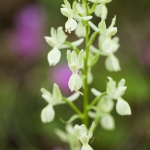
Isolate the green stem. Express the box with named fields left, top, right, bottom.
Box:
left=83, top=0, right=90, bottom=127
left=89, top=92, right=107, bottom=109
left=64, top=41, right=80, bottom=54
left=87, top=31, right=100, bottom=47
left=93, top=114, right=101, bottom=132
left=62, top=97, right=83, bottom=117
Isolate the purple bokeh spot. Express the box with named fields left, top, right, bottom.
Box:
left=51, top=63, right=72, bottom=95
left=7, top=4, right=46, bottom=59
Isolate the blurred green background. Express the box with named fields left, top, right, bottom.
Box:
left=0, top=0, right=150, bottom=150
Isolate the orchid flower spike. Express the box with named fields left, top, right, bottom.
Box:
left=41, top=84, right=80, bottom=123
left=61, top=0, right=92, bottom=33
left=45, top=27, right=84, bottom=66
left=106, top=77, right=131, bottom=116
left=74, top=122, right=95, bottom=150
left=67, top=50, right=84, bottom=92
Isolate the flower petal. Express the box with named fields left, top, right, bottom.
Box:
left=67, top=92, right=80, bottom=101
left=98, top=19, right=107, bottom=34
left=47, top=47, right=61, bottom=66
left=107, top=77, right=116, bottom=96
left=75, top=22, right=86, bottom=37
left=78, top=50, right=84, bottom=68
left=105, top=54, right=121, bottom=72
left=41, top=88, right=52, bottom=103
left=65, top=18, right=77, bottom=33
left=116, top=98, right=131, bottom=116
left=41, top=104, right=55, bottom=123
left=52, top=83, right=62, bottom=104
left=102, top=37, right=112, bottom=52
left=68, top=74, right=82, bottom=91
left=99, top=96, right=114, bottom=112
left=91, top=88, right=102, bottom=96
left=44, top=36, right=56, bottom=47
left=100, top=114, right=115, bottom=130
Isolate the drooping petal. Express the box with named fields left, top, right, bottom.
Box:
left=101, top=4, right=108, bottom=20
left=75, top=22, right=86, bottom=37
left=68, top=74, right=82, bottom=92
left=111, top=37, right=120, bottom=53
left=65, top=18, right=77, bottom=33
left=81, top=144, right=93, bottom=150
left=95, top=4, right=107, bottom=20
left=41, top=104, right=55, bottom=123
left=100, top=114, right=115, bottom=130
left=95, top=4, right=103, bottom=18
left=47, top=47, right=61, bottom=66
left=116, top=98, right=131, bottom=116
left=105, top=54, right=121, bottom=72
left=68, top=74, right=75, bottom=92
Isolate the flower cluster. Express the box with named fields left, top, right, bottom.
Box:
left=39, top=0, right=132, bottom=149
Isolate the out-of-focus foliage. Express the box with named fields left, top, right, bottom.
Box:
left=0, top=0, right=150, bottom=150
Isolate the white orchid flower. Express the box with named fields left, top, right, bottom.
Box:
left=106, top=77, right=131, bottom=115
left=41, top=84, right=80, bottom=123
left=74, top=122, right=95, bottom=150
left=61, top=0, right=92, bottom=33
left=90, top=36, right=121, bottom=72
left=89, top=16, right=117, bottom=52
left=45, top=27, right=84, bottom=66
left=90, top=88, right=115, bottom=130
left=67, top=50, right=84, bottom=92
left=41, top=84, right=62, bottom=123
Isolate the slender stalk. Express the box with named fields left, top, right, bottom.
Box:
left=62, top=97, right=83, bottom=117
left=64, top=41, right=80, bottom=53
left=89, top=92, right=107, bottom=108
left=83, top=0, right=90, bottom=127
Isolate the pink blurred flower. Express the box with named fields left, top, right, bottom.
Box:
left=8, top=4, right=46, bottom=59
left=51, top=63, right=72, bottom=95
